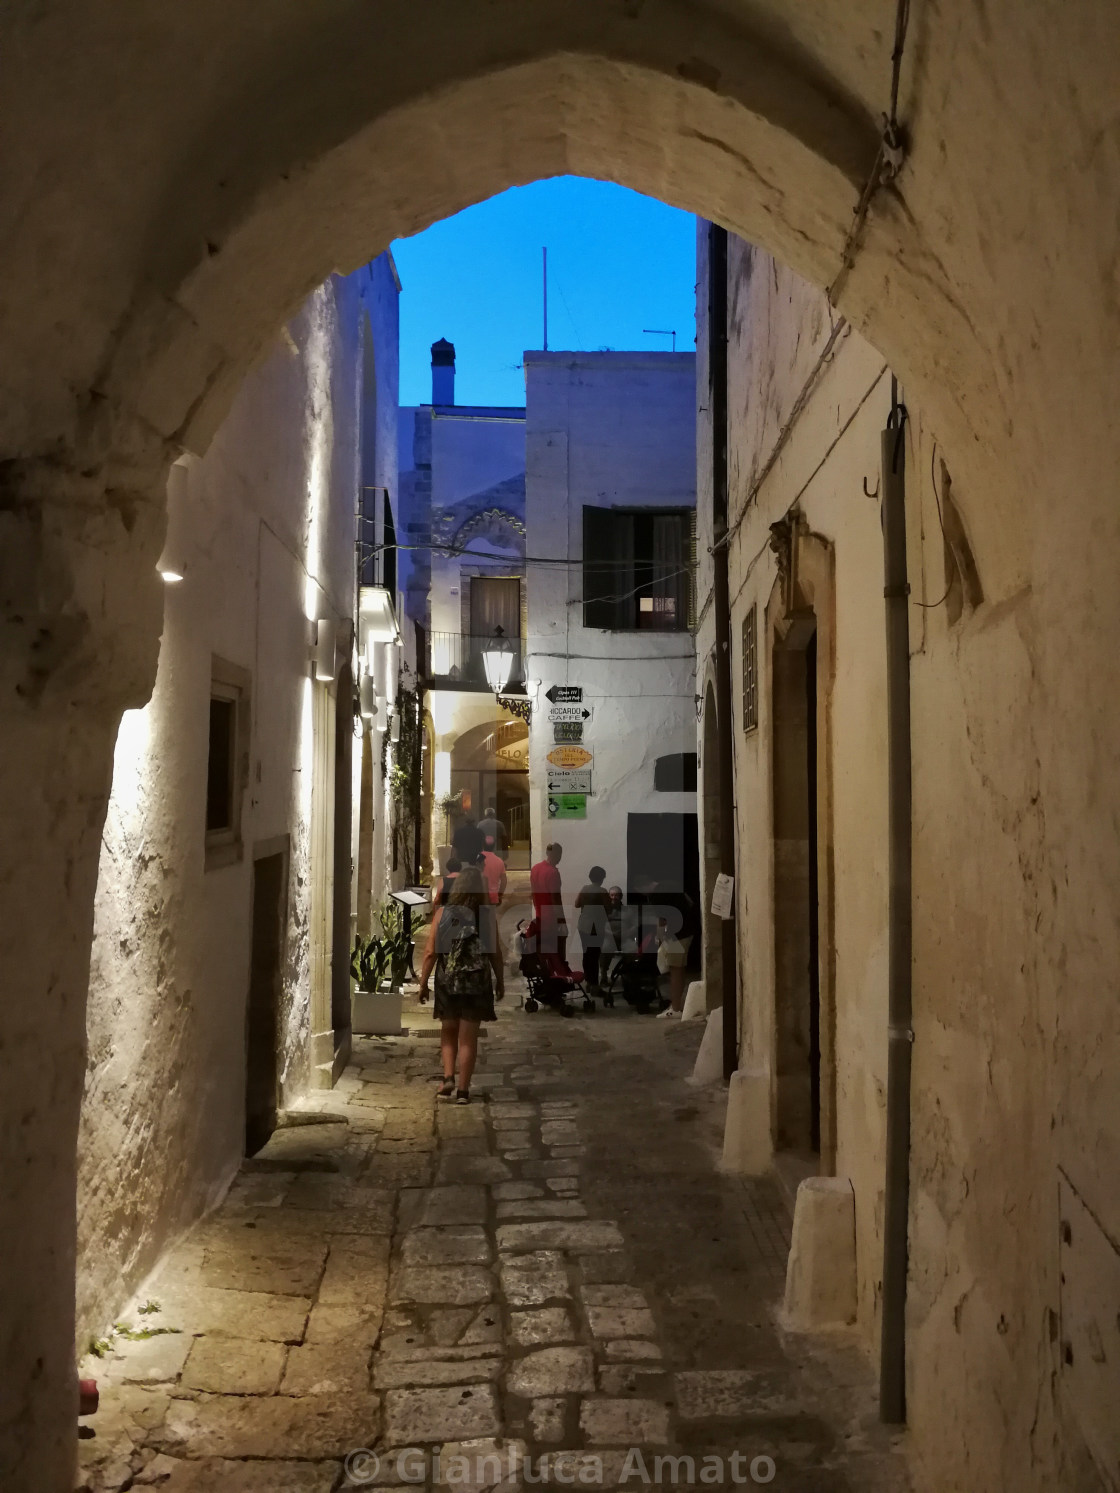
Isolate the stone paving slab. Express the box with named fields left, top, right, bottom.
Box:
left=391, top=1264, right=495, bottom=1305
left=374, top=1355, right=503, bottom=1388
left=152, top=1393, right=380, bottom=1458
left=401, top=1225, right=492, bottom=1265
left=146, top=1458, right=339, bottom=1491
left=181, top=1335, right=287, bottom=1394
left=507, top=1347, right=595, bottom=1396
left=148, top=1286, right=310, bottom=1342
left=384, top=1384, right=501, bottom=1444
left=579, top=1396, right=672, bottom=1444
left=281, top=1339, right=372, bottom=1395
left=497, top=1221, right=624, bottom=1253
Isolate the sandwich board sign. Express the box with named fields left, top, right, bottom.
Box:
left=548, top=793, right=586, bottom=819
left=547, top=767, right=592, bottom=794
left=546, top=745, right=593, bottom=769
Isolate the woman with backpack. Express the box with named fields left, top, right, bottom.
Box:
left=417, top=865, right=504, bottom=1104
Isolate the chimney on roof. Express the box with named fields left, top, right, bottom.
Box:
left=431, top=338, right=455, bottom=405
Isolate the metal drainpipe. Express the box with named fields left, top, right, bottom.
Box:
left=879, top=383, right=913, bottom=1422
left=708, top=222, right=739, bottom=1081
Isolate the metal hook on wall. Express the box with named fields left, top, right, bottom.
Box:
left=863, top=474, right=881, bottom=499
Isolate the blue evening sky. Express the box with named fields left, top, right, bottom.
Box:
left=391, top=177, right=697, bottom=409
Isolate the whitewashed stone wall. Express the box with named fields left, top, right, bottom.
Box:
left=524, top=352, right=697, bottom=922
left=77, top=274, right=364, bottom=1344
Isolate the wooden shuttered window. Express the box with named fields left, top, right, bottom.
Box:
left=582, top=506, right=694, bottom=631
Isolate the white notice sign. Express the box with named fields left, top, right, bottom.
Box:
left=711, top=872, right=735, bottom=920
left=548, top=704, right=593, bottom=724
left=547, top=768, right=592, bottom=794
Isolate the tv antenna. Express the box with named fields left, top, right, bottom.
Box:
left=643, top=328, right=677, bottom=351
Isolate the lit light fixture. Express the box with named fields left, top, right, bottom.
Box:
left=390, top=711, right=401, bottom=744
left=482, top=626, right=514, bottom=694
left=359, top=671, right=375, bottom=719
left=313, top=618, right=335, bottom=681
left=434, top=750, right=451, bottom=799
left=158, top=567, right=184, bottom=584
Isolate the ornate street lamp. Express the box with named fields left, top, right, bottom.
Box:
left=482, top=625, right=514, bottom=694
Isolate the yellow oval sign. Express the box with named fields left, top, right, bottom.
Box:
left=547, top=745, right=593, bottom=768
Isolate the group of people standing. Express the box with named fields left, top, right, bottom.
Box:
left=532, top=843, right=696, bottom=1013
left=417, top=814, right=699, bottom=1107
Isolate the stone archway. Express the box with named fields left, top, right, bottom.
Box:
left=2, top=5, right=1120, bottom=1489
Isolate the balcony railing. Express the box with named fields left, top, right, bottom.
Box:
left=423, top=631, right=525, bottom=690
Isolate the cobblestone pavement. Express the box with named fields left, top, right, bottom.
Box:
left=77, top=997, right=910, bottom=1492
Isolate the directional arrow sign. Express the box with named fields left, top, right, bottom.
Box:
left=546, top=745, right=593, bottom=769
left=545, top=685, right=583, bottom=704
left=548, top=705, right=592, bottom=724
left=547, top=768, right=592, bottom=793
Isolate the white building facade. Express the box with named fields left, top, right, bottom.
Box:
left=77, top=259, right=401, bottom=1343
left=524, top=351, right=698, bottom=950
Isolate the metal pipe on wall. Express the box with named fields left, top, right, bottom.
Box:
left=708, top=222, right=739, bottom=1082
left=879, top=391, right=913, bottom=1423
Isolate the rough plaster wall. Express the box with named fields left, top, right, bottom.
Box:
left=2, top=3, right=1120, bottom=1487
left=697, top=220, right=1118, bottom=1491
left=525, top=354, right=697, bottom=890
left=702, top=233, right=894, bottom=1344
left=77, top=276, right=361, bottom=1346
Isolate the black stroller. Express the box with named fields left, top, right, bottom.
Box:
left=602, top=925, right=664, bottom=1013
left=516, top=919, right=596, bottom=1015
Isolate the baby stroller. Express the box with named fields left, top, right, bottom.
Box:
left=603, top=927, right=664, bottom=1013
left=516, top=919, right=595, bottom=1015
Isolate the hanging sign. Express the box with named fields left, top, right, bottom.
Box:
left=710, top=872, right=735, bottom=920
left=545, top=685, right=583, bottom=704
left=547, top=767, right=592, bottom=793
left=548, top=793, right=587, bottom=819
left=548, top=704, right=592, bottom=724
left=553, top=721, right=584, bottom=744
left=547, top=745, right=593, bottom=769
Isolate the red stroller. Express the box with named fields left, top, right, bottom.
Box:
left=516, top=919, right=596, bottom=1015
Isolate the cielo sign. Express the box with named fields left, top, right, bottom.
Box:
left=546, top=745, right=593, bottom=769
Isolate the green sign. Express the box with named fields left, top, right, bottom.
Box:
left=547, top=793, right=587, bottom=820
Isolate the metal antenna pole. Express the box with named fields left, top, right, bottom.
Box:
left=543, top=247, right=548, bottom=352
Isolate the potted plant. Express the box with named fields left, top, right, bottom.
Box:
left=350, top=900, right=412, bottom=1035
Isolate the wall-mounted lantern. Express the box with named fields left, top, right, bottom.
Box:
left=482, top=626, right=514, bottom=695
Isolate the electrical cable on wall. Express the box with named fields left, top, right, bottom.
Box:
left=710, top=317, right=851, bottom=556
left=828, top=0, right=912, bottom=306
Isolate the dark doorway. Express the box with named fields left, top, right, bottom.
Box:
left=246, top=849, right=287, bottom=1156
left=772, top=621, right=820, bottom=1156
left=626, top=812, right=701, bottom=969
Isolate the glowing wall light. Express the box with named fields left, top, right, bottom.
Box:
left=434, top=751, right=451, bottom=800
left=359, top=671, right=375, bottom=719
left=313, top=619, right=335, bottom=681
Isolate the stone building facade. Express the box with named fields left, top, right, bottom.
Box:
left=524, top=351, right=699, bottom=932
left=77, top=261, right=401, bottom=1346
left=695, top=223, right=1116, bottom=1493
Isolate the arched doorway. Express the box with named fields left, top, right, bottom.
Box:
left=3, top=7, right=1120, bottom=1490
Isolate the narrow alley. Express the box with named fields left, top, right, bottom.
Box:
left=76, top=998, right=906, bottom=1492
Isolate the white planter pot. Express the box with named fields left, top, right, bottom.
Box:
left=352, top=982, right=404, bottom=1036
